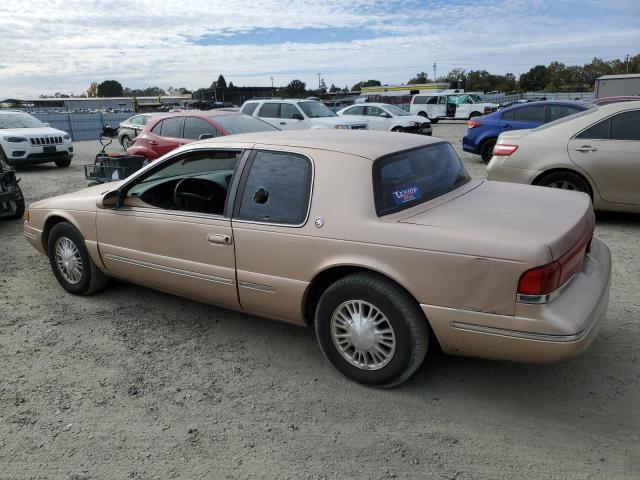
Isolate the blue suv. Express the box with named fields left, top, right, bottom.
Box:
left=463, top=101, right=592, bottom=162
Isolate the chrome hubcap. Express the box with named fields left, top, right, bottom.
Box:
left=548, top=180, right=577, bottom=190
left=331, top=300, right=396, bottom=371
left=54, top=237, right=83, bottom=284
left=122, top=138, right=131, bottom=149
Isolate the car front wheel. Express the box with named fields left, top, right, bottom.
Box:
left=121, top=135, right=132, bottom=149
left=480, top=138, right=497, bottom=163
left=315, top=272, right=429, bottom=387
left=55, top=158, right=72, bottom=168
left=48, top=222, right=110, bottom=295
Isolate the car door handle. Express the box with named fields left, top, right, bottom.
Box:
left=207, top=233, right=232, bottom=245
left=149, top=140, right=158, bottom=146
left=574, top=146, right=597, bottom=152
left=279, top=122, right=287, bottom=125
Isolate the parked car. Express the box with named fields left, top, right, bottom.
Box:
left=0, top=111, right=73, bottom=167
left=336, top=103, right=432, bottom=135
left=23, top=130, right=611, bottom=387
left=487, top=101, right=640, bottom=213
left=118, top=113, right=160, bottom=149
left=126, top=110, right=278, bottom=160
left=240, top=99, right=368, bottom=130
left=0, top=158, right=24, bottom=219
left=464, top=101, right=593, bottom=162
left=410, top=93, right=498, bottom=122
left=591, top=96, right=640, bottom=106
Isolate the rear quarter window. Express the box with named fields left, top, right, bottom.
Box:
left=373, top=143, right=470, bottom=216
left=241, top=102, right=259, bottom=115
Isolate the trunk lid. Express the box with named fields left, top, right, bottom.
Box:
left=398, top=180, right=594, bottom=261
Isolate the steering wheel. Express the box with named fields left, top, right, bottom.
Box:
left=173, top=177, right=224, bottom=213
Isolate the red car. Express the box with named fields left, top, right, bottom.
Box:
left=126, top=110, right=278, bottom=160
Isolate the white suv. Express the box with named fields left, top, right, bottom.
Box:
left=240, top=99, right=368, bottom=130
left=410, top=93, right=498, bottom=122
left=0, top=111, right=74, bottom=167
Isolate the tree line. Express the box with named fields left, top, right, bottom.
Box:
left=41, top=53, right=639, bottom=99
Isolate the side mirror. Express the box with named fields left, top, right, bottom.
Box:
left=380, top=113, right=391, bottom=118
left=292, top=113, right=304, bottom=121
left=96, top=189, right=120, bottom=209
left=44, top=122, right=51, bottom=127
left=199, top=133, right=214, bottom=140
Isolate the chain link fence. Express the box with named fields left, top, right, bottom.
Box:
left=30, top=112, right=132, bottom=141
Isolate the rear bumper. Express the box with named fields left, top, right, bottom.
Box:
left=462, top=135, right=480, bottom=154
left=422, top=237, right=612, bottom=363
left=486, top=155, right=540, bottom=184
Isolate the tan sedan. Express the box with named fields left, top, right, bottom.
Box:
left=23, top=130, right=612, bottom=387
left=487, top=100, right=640, bottom=213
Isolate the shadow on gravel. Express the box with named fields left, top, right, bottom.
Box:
left=596, top=211, right=640, bottom=225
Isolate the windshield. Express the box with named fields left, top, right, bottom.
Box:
left=298, top=101, right=337, bottom=118
left=0, top=113, right=45, bottom=129
left=212, top=114, right=278, bottom=134
left=383, top=105, right=411, bottom=116
left=447, top=95, right=479, bottom=105
left=373, top=143, right=471, bottom=216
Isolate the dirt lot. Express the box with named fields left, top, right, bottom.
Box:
left=1, top=123, right=639, bottom=480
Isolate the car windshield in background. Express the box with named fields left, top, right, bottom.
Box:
left=373, top=143, right=471, bottom=216
left=384, top=105, right=411, bottom=116
left=0, top=113, right=45, bottom=129
left=212, top=114, right=279, bottom=134
left=298, top=101, right=337, bottom=118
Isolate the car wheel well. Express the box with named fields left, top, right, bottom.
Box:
left=533, top=168, right=593, bottom=199
left=42, top=216, right=70, bottom=255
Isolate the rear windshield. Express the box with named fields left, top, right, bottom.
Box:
left=373, top=143, right=470, bottom=216
left=211, top=114, right=278, bottom=134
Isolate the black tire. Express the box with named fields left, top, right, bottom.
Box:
left=391, top=126, right=404, bottom=133
left=315, top=272, right=429, bottom=388
left=55, top=158, right=72, bottom=168
left=121, top=135, right=132, bottom=150
left=47, top=222, right=110, bottom=295
left=469, top=111, right=482, bottom=119
left=480, top=138, right=497, bottom=163
left=4, top=191, right=25, bottom=220
left=536, top=171, right=592, bottom=197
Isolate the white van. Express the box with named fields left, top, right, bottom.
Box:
left=410, top=93, right=498, bottom=122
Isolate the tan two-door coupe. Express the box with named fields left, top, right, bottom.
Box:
left=24, top=131, right=612, bottom=387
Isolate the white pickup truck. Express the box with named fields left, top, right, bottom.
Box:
left=410, top=93, right=498, bottom=123
left=240, top=99, right=367, bottom=130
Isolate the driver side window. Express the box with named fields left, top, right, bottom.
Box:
left=124, top=150, right=241, bottom=216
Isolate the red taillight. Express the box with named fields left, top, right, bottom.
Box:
left=518, top=261, right=561, bottom=296
left=467, top=119, right=482, bottom=129
left=492, top=144, right=518, bottom=156
left=518, top=227, right=594, bottom=297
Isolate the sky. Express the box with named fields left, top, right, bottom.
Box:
left=1, top=0, right=639, bottom=98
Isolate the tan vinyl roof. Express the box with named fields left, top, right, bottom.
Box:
left=198, top=130, right=442, bottom=160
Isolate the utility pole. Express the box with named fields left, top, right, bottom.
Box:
left=317, top=73, right=322, bottom=90
left=270, top=76, right=274, bottom=97
left=625, top=54, right=630, bottom=74
left=433, top=62, right=437, bottom=82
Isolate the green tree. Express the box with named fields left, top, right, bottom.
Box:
left=86, top=82, right=98, bottom=98
left=408, top=72, right=429, bottom=84
left=518, top=65, right=550, bottom=91
left=97, top=80, right=124, bottom=97
left=329, top=83, right=340, bottom=93
left=284, top=79, right=307, bottom=97
left=216, top=75, right=227, bottom=90
left=318, top=78, right=327, bottom=93
left=351, top=79, right=382, bottom=91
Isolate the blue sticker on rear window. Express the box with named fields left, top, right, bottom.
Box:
left=392, top=185, right=421, bottom=205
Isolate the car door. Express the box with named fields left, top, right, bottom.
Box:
left=96, top=148, right=245, bottom=308
left=146, top=116, right=184, bottom=159
left=568, top=109, right=640, bottom=205
left=231, top=149, right=313, bottom=322
left=427, top=96, right=446, bottom=119
left=277, top=103, right=306, bottom=130
left=255, top=103, right=280, bottom=129
left=129, top=115, right=148, bottom=138
left=499, top=104, right=546, bottom=132
left=364, top=106, right=388, bottom=130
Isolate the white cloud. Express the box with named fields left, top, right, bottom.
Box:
left=0, top=0, right=638, bottom=97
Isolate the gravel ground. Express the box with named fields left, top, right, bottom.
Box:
left=1, top=123, right=639, bottom=480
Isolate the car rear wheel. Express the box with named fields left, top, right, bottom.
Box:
left=121, top=135, right=132, bottom=149
left=55, top=158, right=72, bottom=168
left=536, top=171, right=592, bottom=197
left=391, top=127, right=404, bottom=133
left=315, top=272, right=429, bottom=387
left=469, top=112, right=482, bottom=119
left=480, top=138, right=497, bottom=163
left=48, top=222, right=109, bottom=295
